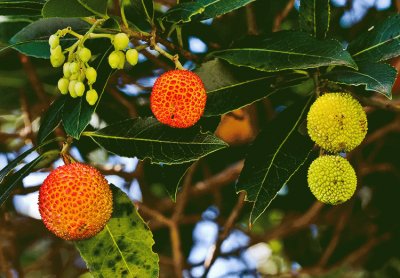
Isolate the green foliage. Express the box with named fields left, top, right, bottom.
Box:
left=10, top=18, right=89, bottom=58
left=1, top=0, right=400, bottom=276
left=324, top=62, right=397, bottom=99
left=76, top=186, right=159, bottom=278
left=211, top=31, right=357, bottom=72
left=0, top=0, right=44, bottom=16
left=82, top=117, right=228, bottom=164
left=348, top=14, right=400, bottom=62
left=236, top=97, right=314, bottom=224
left=299, top=0, right=330, bottom=39
left=161, top=0, right=255, bottom=24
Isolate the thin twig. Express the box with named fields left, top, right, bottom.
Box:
left=273, top=0, right=295, bottom=32
left=202, top=192, right=246, bottom=277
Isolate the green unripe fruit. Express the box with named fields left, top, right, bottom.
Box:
left=307, top=93, right=368, bottom=153
left=113, top=33, right=129, bottom=50
left=50, top=45, right=62, bottom=56
left=85, top=67, right=97, bottom=84
left=74, top=81, right=85, bottom=97
left=78, top=47, right=91, bottom=63
left=68, top=80, right=78, bottom=98
left=69, top=62, right=80, bottom=74
left=126, top=49, right=139, bottom=66
left=57, top=78, right=69, bottom=95
left=307, top=155, right=357, bottom=205
left=108, top=51, right=123, bottom=69
left=63, top=62, right=71, bottom=78
left=86, top=89, right=98, bottom=106
left=48, top=34, right=59, bottom=49
left=50, top=53, right=65, bottom=68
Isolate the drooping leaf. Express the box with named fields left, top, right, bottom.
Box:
left=159, top=163, right=192, bottom=201
left=0, top=138, right=59, bottom=184
left=37, top=96, right=66, bottom=144
left=299, top=0, right=330, bottom=39
left=121, top=0, right=154, bottom=30
left=0, top=0, right=44, bottom=16
left=236, top=97, right=314, bottom=224
left=323, top=62, right=396, bottom=99
left=77, top=0, right=108, bottom=17
left=348, top=14, right=400, bottom=62
left=10, top=18, right=90, bottom=58
left=195, top=59, right=309, bottom=116
left=62, top=48, right=114, bottom=139
left=82, top=117, right=228, bottom=165
left=42, top=0, right=94, bottom=18
left=0, top=150, right=58, bottom=206
left=161, top=0, right=255, bottom=24
left=211, top=31, right=357, bottom=72
left=76, top=185, right=159, bottom=278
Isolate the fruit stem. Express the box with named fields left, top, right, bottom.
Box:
left=150, top=28, right=185, bottom=70
left=60, top=137, right=75, bottom=165
left=313, top=70, right=320, bottom=98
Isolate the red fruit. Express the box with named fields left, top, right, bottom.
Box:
left=150, top=70, right=207, bottom=128
left=38, top=163, right=113, bottom=240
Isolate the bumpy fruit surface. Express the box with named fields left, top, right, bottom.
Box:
left=113, top=33, right=129, bottom=50
left=150, top=70, right=207, bottom=128
left=307, top=93, right=367, bottom=153
left=39, top=163, right=113, bottom=240
left=307, top=155, right=357, bottom=205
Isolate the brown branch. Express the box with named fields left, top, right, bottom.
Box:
left=108, top=88, right=138, bottom=118
left=273, top=0, right=295, bottom=32
left=318, top=206, right=350, bottom=267
left=138, top=203, right=172, bottom=226
left=18, top=54, right=48, bottom=104
left=202, top=192, right=246, bottom=277
left=245, top=3, right=259, bottom=35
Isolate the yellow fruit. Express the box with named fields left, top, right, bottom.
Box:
left=307, top=93, right=367, bottom=153
left=57, top=78, right=69, bottom=95
left=126, top=49, right=139, bottom=66
left=48, top=34, right=59, bottom=49
left=38, top=163, right=113, bottom=240
left=50, top=52, right=65, bottom=68
left=113, top=33, right=129, bottom=50
left=78, top=47, right=91, bottom=63
left=86, top=89, right=98, bottom=105
left=85, top=67, right=97, bottom=84
left=68, top=80, right=78, bottom=98
left=74, top=81, right=85, bottom=97
left=307, top=155, right=357, bottom=205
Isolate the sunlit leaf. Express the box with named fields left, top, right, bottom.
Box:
left=82, top=117, right=228, bottom=165
left=76, top=185, right=159, bottom=278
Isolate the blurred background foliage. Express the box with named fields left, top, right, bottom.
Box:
left=1, top=0, right=400, bottom=277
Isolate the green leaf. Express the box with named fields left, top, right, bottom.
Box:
left=42, top=0, right=94, bottom=18
left=77, top=0, right=108, bottom=17
left=10, top=18, right=90, bottom=58
left=236, top=97, right=314, bottom=224
left=62, top=49, right=114, bottom=139
left=76, top=185, right=159, bottom=278
left=0, top=138, right=59, bottom=184
left=121, top=0, right=154, bottom=29
left=196, top=60, right=309, bottom=116
left=323, top=62, right=396, bottom=99
left=0, top=0, right=44, bottom=16
left=82, top=117, right=228, bottom=165
left=37, top=96, right=66, bottom=144
left=161, top=0, right=255, bottom=24
left=299, top=0, right=330, bottom=39
left=0, top=19, right=30, bottom=43
left=211, top=31, right=357, bottom=72
left=0, top=150, right=57, bottom=206
left=348, top=14, right=400, bottom=62
left=159, top=163, right=191, bottom=201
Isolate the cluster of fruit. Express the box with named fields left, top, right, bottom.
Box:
left=108, top=33, right=139, bottom=69
left=306, top=93, right=368, bottom=205
left=49, top=30, right=139, bottom=106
